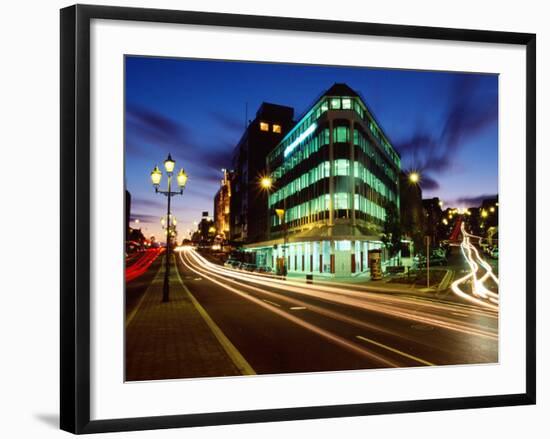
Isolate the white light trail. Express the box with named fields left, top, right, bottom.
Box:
left=178, top=247, right=498, bottom=340
left=451, top=223, right=499, bottom=310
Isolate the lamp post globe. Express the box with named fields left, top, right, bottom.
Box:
left=164, top=153, right=176, bottom=174
left=151, top=165, right=162, bottom=186
left=177, top=168, right=188, bottom=188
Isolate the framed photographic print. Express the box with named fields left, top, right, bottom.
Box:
left=60, top=4, right=536, bottom=434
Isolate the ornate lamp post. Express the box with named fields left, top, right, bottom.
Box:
left=150, top=153, right=188, bottom=302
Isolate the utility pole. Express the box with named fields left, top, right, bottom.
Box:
left=426, top=235, right=430, bottom=288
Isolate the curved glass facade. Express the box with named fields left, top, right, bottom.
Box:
left=248, top=85, right=402, bottom=277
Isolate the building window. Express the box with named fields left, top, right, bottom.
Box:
left=334, top=159, right=350, bottom=176
left=272, top=124, right=282, bottom=133
left=342, top=98, right=352, bottom=110
left=334, top=126, right=349, bottom=143
left=260, top=122, right=269, bottom=132
left=330, top=98, right=341, bottom=110
left=334, top=193, right=349, bottom=210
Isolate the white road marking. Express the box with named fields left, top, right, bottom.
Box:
left=262, top=299, right=281, bottom=308
left=356, top=335, right=435, bottom=367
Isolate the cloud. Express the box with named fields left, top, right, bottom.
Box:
left=126, top=105, right=236, bottom=183
left=419, top=174, right=440, bottom=191
left=131, top=197, right=165, bottom=210
left=395, top=76, right=497, bottom=174
left=209, top=111, right=245, bottom=132
left=129, top=213, right=161, bottom=223
left=126, top=105, right=190, bottom=147
left=455, top=193, right=498, bottom=207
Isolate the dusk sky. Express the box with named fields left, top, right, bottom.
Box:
left=125, top=56, right=498, bottom=242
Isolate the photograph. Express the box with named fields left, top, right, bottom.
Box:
left=123, top=56, right=499, bottom=382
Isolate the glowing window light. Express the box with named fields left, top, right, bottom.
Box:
left=284, top=123, right=317, bottom=157
left=260, top=122, right=269, bottom=132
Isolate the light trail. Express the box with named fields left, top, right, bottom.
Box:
left=178, top=249, right=402, bottom=367
left=178, top=247, right=498, bottom=341
left=185, top=246, right=496, bottom=319
left=451, top=223, right=499, bottom=310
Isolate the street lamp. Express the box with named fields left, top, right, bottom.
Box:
left=151, top=153, right=188, bottom=302
left=260, top=176, right=272, bottom=190
left=408, top=171, right=420, bottom=184
left=260, top=176, right=288, bottom=277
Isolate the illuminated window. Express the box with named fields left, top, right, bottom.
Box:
left=330, top=98, right=341, bottom=110
left=342, top=98, right=352, bottom=110
left=334, top=126, right=349, bottom=143
left=272, top=124, right=282, bottom=133
left=334, top=193, right=349, bottom=210
left=260, top=122, right=269, bottom=132
left=334, top=159, right=350, bottom=176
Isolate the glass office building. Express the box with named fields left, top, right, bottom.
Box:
left=244, top=84, right=401, bottom=277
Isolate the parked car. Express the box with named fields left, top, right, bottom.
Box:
left=242, top=263, right=258, bottom=272
left=224, top=260, right=242, bottom=269
left=413, top=252, right=447, bottom=268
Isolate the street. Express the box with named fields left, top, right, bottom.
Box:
left=174, top=246, right=498, bottom=375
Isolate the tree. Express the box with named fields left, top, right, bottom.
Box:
left=381, top=200, right=402, bottom=264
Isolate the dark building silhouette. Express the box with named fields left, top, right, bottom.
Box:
left=399, top=172, right=424, bottom=253
left=193, top=211, right=215, bottom=244
left=125, top=189, right=131, bottom=242
left=422, top=197, right=443, bottom=245
left=230, top=103, right=295, bottom=244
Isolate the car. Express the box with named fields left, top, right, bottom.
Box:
left=224, top=260, right=242, bottom=269
left=413, top=253, right=447, bottom=268
left=242, top=263, right=258, bottom=272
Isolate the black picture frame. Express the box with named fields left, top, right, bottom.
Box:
left=60, top=4, right=536, bottom=434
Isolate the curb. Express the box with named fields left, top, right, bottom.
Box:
left=174, top=255, right=256, bottom=376
left=437, top=269, right=454, bottom=292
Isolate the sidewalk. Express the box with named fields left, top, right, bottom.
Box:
left=125, top=255, right=252, bottom=381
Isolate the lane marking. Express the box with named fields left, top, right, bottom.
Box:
left=180, top=251, right=400, bottom=367
left=290, top=306, right=307, bottom=311
left=451, top=312, right=470, bottom=317
left=262, top=299, right=281, bottom=308
left=174, top=256, right=256, bottom=376
left=356, top=335, right=436, bottom=367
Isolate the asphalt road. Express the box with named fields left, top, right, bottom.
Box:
left=176, top=247, right=498, bottom=375
left=125, top=254, right=162, bottom=318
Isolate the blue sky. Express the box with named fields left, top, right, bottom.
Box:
left=125, top=56, right=498, bottom=241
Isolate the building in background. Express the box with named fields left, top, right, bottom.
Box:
left=464, top=196, right=498, bottom=242
left=213, top=169, right=233, bottom=240
left=125, top=189, right=131, bottom=243
left=230, top=103, right=295, bottom=244
left=422, top=197, right=444, bottom=245
left=244, top=83, right=401, bottom=276
left=399, top=171, right=424, bottom=260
